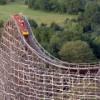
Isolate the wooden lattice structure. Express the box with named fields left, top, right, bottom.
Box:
left=0, top=15, right=100, bottom=100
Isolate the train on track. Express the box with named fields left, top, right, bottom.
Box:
left=13, top=14, right=29, bottom=36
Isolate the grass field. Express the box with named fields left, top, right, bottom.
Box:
left=0, top=2, right=77, bottom=25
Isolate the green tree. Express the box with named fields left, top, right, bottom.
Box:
left=49, top=34, right=61, bottom=58
left=58, top=31, right=82, bottom=42
left=34, top=26, right=53, bottom=51
left=50, top=22, right=63, bottom=31
left=59, top=40, right=96, bottom=63
left=79, top=1, right=100, bottom=32
left=0, top=0, right=7, bottom=5
left=83, top=1, right=100, bottom=25
left=27, top=0, right=86, bottom=13
left=28, top=0, right=36, bottom=8
left=92, top=11, right=100, bottom=24
left=28, top=18, right=38, bottom=28
left=92, top=36, right=100, bottom=58
left=65, top=20, right=83, bottom=33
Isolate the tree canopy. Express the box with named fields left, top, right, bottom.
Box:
left=59, top=40, right=96, bottom=63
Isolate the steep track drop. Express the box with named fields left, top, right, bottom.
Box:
left=0, top=14, right=100, bottom=100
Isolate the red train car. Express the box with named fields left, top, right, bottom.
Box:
left=13, top=14, right=29, bottom=36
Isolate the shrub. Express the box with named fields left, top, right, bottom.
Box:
left=50, top=22, right=63, bottom=31
left=0, top=20, right=4, bottom=28
left=40, top=23, right=47, bottom=27
left=28, top=18, right=38, bottom=28
left=24, top=0, right=28, bottom=5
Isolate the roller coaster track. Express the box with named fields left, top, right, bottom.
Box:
left=0, top=14, right=100, bottom=100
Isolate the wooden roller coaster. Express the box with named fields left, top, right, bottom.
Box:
left=0, top=14, right=100, bottom=100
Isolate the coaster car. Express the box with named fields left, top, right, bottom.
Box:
left=13, top=14, right=29, bottom=36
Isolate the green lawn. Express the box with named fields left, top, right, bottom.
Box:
left=0, top=3, right=77, bottom=25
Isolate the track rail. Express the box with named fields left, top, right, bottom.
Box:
left=18, top=15, right=100, bottom=70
